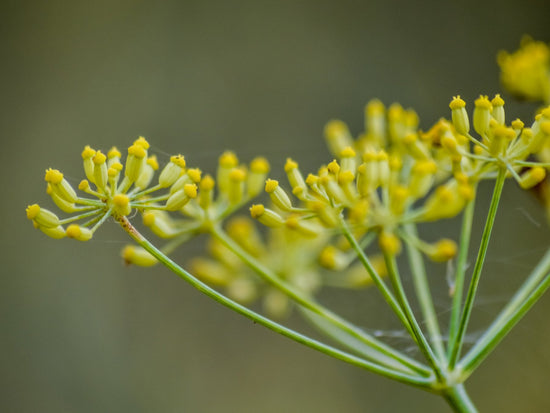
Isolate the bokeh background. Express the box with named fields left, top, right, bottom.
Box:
left=2, top=0, right=550, bottom=412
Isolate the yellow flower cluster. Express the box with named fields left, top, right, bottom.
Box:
left=27, top=137, right=270, bottom=245
left=497, top=36, right=550, bottom=103
left=250, top=96, right=550, bottom=258
left=121, top=150, right=270, bottom=265
left=190, top=216, right=327, bottom=318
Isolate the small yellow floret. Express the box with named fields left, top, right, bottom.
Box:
left=491, top=94, right=505, bottom=106
left=44, top=168, right=63, bottom=184
left=66, top=224, right=93, bottom=241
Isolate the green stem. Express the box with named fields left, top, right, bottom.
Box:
left=117, top=216, right=432, bottom=388
left=447, top=197, right=476, bottom=358
left=448, top=168, right=506, bottom=368
left=403, top=223, right=446, bottom=363
left=384, top=254, right=445, bottom=382
left=211, top=224, right=431, bottom=377
left=459, top=247, right=550, bottom=374
left=339, top=219, right=413, bottom=333
left=442, top=384, right=478, bottom=413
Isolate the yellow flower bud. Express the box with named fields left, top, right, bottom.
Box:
left=159, top=154, right=186, bottom=188
left=249, top=204, right=284, bottom=227
left=449, top=96, right=470, bottom=135
left=519, top=167, right=546, bottom=189
left=265, top=179, right=293, bottom=211
left=44, top=168, right=77, bottom=203
left=26, top=204, right=60, bottom=228
left=81, top=145, right=96, bottom=183
left=122, top=245, right=157, bottom=266
left=473, top=95, right=492, bottom=136
left=66, top=224, right=93, bottom=241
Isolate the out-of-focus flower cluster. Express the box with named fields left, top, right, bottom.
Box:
left=498, top=36, right=550, bottom=103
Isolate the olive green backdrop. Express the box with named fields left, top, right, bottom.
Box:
left=2, top=0, right=550, bottom=412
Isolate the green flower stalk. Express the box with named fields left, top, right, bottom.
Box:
left=26, top=38, right=550, bottom=412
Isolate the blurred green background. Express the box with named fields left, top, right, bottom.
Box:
left=2, top=0, right=550, bottom=412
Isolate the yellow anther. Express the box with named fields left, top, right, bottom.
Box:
left=78, top=180, right=90, bottom=191
left=81, top=146, right=96, bottom=159
left=340, top=146, right=356, bottom=158
left=122, top=245, right=157, bottom=267
left=319, top=245, right=347, bottom=270
left=428, top=239, right=458, bottom=262
left=127, top=144, right=146, bottom=158
left=250, top=157, right=270, bottom=174
left=66, top=224, right=93, bottom=241
left=112, top=193, right=131, bottom=216
left=219, top=151, right=238, bottom=168
left=133, top=136, right=150, bottom=149
left=187, top=168, right=202, bottom=183
left=305, top=174, right=319, bottom=186
left=327, top=160, right=340, bottom=175
left=449, top=96, right=466, bottom=110
left=284, top=158, right=299, bottom=172
left=146, top=155, right=159, bottom=170
left=200, top=175, right=215, bottom=191
left=265, top=179, right=279, bottom=193
left=511, top=118, right=525, bottom=130
left=379, top=231, right=401, bottom=256
left=107, top=146, right=121, bottom=159
left=45, top=168, right=63, bottom=185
